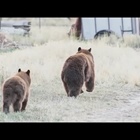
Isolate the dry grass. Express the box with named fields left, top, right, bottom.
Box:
left=8, top=26, right=72, bottom=46
left=0, top=18, right=140, bottom=122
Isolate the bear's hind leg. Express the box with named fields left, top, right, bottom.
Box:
left=80, top=89, right=84, bottom=94
left=85, top=77, right=94, bottom=92
left=21, top=99, right=28, bottom=111
left=69, top=88, right=81, bottom=98
left=3, top=88, right=13, bottom=114
left=63, top=81, right=69, bottom=97
left=13, top=99, right=22, bottom=112
left=3, top=102, right=10, bottom=114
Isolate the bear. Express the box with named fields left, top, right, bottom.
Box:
left=61, top=47, right=95, bottom=98
left=2, top=68, right=31, bottom=114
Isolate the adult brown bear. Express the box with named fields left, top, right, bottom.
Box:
left=2, top=68, right=31, bottom=114
left=61, top=47, right=95, bottom=98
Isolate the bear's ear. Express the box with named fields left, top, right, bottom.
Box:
left=26, top=70, right=30, bottom=76
left=88, top=48, right=91, bottom=52
left=78, top=47, right=81, bottom=51
left=18, top=68, right=21, bottom=72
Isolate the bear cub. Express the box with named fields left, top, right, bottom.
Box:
left=2, top=68, right=31, bottom=114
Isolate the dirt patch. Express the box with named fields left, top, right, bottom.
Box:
left=80, top=85, right=140, bottom=122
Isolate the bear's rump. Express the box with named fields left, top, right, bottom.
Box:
left=3, top=78, right=26, bottom=101
left=62, top=61, right=86, bottom=87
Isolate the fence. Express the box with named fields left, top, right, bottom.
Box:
left=0, top=18, right=31, bottom=36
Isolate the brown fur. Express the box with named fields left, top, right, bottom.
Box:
left=61, top=47, right=95, bottom=98
left=67, top=17, right=82, bottom=39
left=2, top=68, right=31, bottom=114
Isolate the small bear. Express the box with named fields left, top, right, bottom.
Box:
left=2, top=68, right=31, bottom=114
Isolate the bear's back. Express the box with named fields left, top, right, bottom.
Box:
left=15, top=72, right=31, bottom=87
left=2, top=76, right=27, bottom=90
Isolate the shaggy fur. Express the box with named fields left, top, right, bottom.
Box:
left=61, top=47, right=95, bottom=98
left=2, top=68, right=31, bottom=114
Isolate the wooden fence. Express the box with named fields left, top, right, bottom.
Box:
left=0, top=19, right=31, bottom=36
